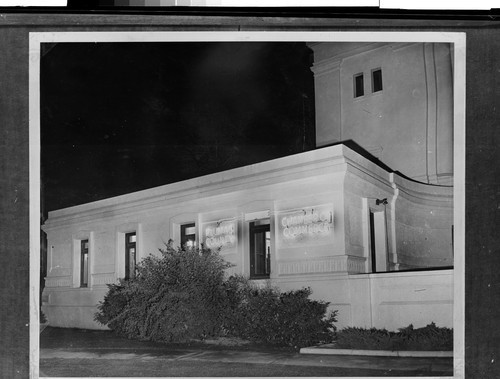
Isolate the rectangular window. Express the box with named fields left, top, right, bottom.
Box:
left=354, top=73, right=364, bottom=98
left=181, top=223, right=196, bottom=248
left=125, top=232, right=136, bottom=280
left=80, top=239, right=89, bottom=287
left=249, top=220, right=271, bottom=279
left=372, top=68, right=383, bottom=93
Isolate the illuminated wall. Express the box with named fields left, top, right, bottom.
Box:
left=42, top=144, right=452, bottom=330
left=309, top=42, right=454, bottom=186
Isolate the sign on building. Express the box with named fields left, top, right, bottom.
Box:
left=202, top=218, right=237, bottom=250
left=277, top=204, right=334, bottom=247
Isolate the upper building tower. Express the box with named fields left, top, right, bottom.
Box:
left=309, top=42, right=454, bottom=185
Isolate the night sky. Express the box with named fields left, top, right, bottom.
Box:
left=40, top=42, right=315, bottom=215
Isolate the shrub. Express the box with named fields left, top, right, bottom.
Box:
left=221, top=276, right=338, bottom=347
left=335, top=323, right=453, bottom=351
left=95, top=246, right=338, bottom=348
left=397, top=323, right=453, bottom=351
left=95, top=244, right=233, bottom=342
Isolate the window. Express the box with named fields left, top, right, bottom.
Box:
left=249, top=220, right=271, bottom=279
left=372, top=68, right=383, bottom=93
left=125, top=232, right=136, bottom=280
left=354, top=73, right=364, bottom=98
left=80, top=239, right=89, bottom=287
left=181, top=223, right=196, bottom=248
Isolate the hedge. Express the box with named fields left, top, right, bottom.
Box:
left=95, top=244, right=337, bottom=347
left=335, top=323, right=453, bottom=351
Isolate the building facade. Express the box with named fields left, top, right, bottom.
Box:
left=42, top=41, right=454, bottom=331
left=42, top=145, right=453, bottom=330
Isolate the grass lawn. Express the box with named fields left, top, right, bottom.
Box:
left=40, top=358, right=446, bottom=377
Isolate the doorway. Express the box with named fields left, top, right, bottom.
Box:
left=369, top=210, right=388, bottom=273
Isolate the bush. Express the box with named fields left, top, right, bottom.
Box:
left=95, top=244, right=233, bottom=342
left=335, top=323, right=453, bottom=351
left=95, top=245, right=338, bottom=348
left=397, top=323, right=453, bottom=351
left=221, top=276, right=338, bottom=347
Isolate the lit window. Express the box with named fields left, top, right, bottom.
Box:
left=372, top=68, right=383, bottom=93
left=249, top=220, right=271, bottom=279
left=354, top=73, right=364, bottom=98
left=181, top=223, right=196, bottom=248
left=125, top=232, right=136, bottom=280
left=80, top=239, right=89, bottom=287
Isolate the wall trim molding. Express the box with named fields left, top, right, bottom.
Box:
left=277, top=255, right=365, bottom=276
left=45, top=276, right=72, bottom=288
left=91, top=272, right=116, bottom=286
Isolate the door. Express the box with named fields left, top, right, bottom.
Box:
left=369, top=210, right=388, bottom=272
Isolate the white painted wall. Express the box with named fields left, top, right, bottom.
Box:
left=348, top=269, right=453, bottom=330
left=310, top=42, right=454, bottom=185
left=391, top=173, right=454, bottom=269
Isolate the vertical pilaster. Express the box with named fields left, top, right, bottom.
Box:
left=423, top=43, right=454, bottom=185
left=423, top=43, right=439, bottom=184
left=435, top=43, right=454, bottom=185
left=311, top=57, right=342, bottom=146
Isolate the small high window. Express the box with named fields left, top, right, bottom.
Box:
left=372, top=68, right=383, bottom=93
left=80, top=239, right=89, bottom=287
left=125, top=232, right=136, bottom=280
left=181, top=223, right=196, bottom=248
left=354, top=73, right=364, bottom=98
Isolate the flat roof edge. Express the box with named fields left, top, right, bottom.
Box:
left=44, top=144, right=349, bottom=223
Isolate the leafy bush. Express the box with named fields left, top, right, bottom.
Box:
left=95, top=245, right=338, bottom=348
left=95, top=244, right=233, bottom=342
left=397, top=323, right=453, bottom=351
left=222, top=276, right=338, bottom=347
left=335, top=323, right=452, bottom=351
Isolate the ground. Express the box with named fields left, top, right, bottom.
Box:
left=39, top=327, right=454, bottom=377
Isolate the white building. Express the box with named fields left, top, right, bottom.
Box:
left=42, top=42, right=454, bottom=331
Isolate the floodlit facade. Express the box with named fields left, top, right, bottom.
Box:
left=42, top=41, right=454, bottom=331
left=41, top=144, right=453, bottom=330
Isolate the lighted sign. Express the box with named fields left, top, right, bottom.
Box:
left=278, top=205, right=333, bottom=246
left=203, top=219, right=237, bottom=250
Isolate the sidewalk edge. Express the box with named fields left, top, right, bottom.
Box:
left=299, top=347, right=453, bottom=358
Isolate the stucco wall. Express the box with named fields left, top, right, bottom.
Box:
left=310, top=42, right=454, bottom=185
left=391, top=174, right=454, bottom=269
left=348, top=269, right=453, bottom=330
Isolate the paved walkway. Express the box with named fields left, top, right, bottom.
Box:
left=40, top=327, right=453, bottom=375
left=41, top=346, right=453, bottom=373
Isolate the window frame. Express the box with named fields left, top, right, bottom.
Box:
left=180, top=222, right=196, bottom=248
left=80, top=239, right=89, bottom=288
left=249, top=221, right=271, bottom=279
left=371, top=68, right=383, bottom=93
left=353, top=72, right=364, bottom=98
left=125, top=232, right=136, bottom=280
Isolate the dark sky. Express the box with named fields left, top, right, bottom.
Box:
left=41, top=42, right=315, bottom=215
